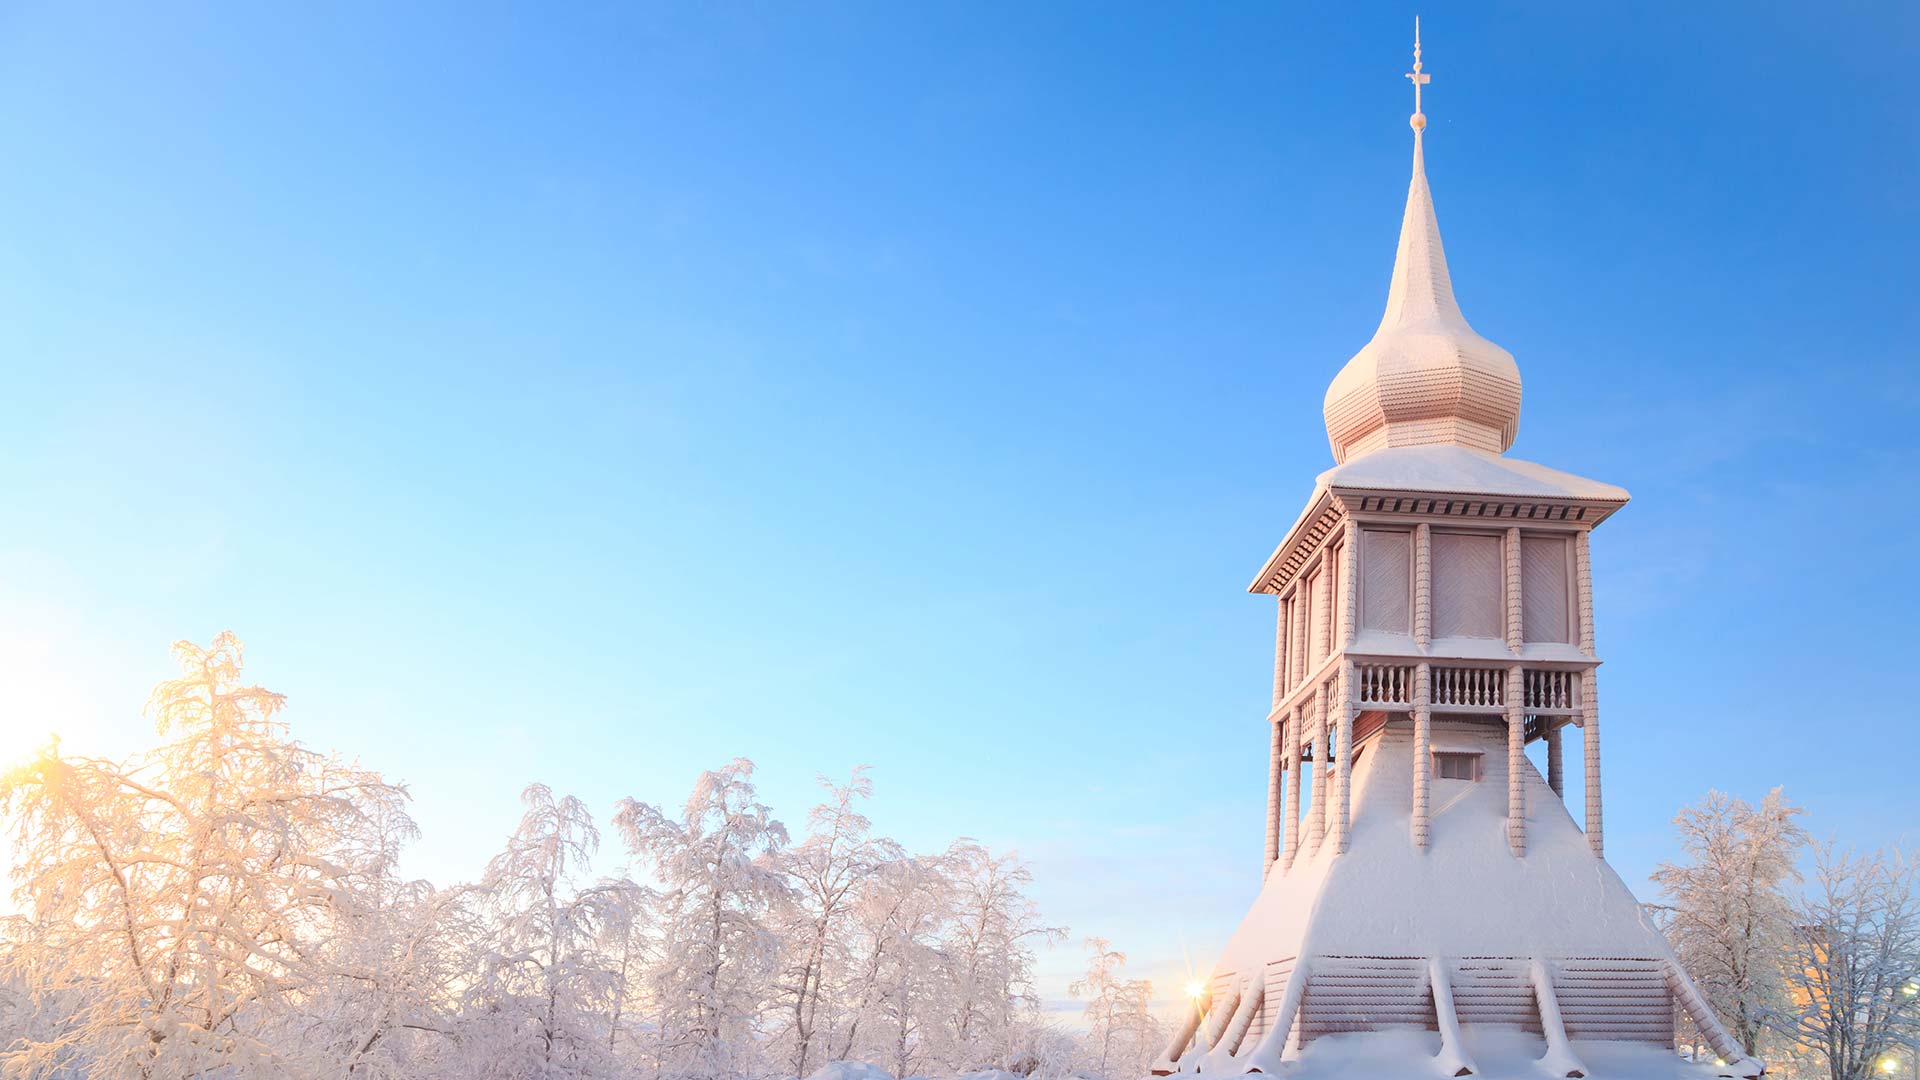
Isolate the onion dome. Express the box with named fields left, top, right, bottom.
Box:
left=1321, top=70, right=1521, bottom=464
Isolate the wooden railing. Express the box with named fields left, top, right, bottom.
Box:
left=1355, top=663, right=1414, bottom=707
left=1432, top=666, right=1505, bottom=709
left=1270, top=657, right=1588, bottom=722
left=1522, top=669, right=1580, bottom=713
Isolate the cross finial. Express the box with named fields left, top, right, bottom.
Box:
left=1406, top=17, right=1431, bottom=133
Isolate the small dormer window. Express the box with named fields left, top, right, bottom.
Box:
left=1433, top=751, right=1480, bottom=781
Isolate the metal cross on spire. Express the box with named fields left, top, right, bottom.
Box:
left=1406, top=17, right=1431, bottom=133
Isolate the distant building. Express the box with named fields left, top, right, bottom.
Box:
left=1152, top=27, right=1760, bottom=1080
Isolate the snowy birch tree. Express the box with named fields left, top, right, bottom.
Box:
left=1652, top=787, right=1809, bottom=1058
left=1778, top=842, right=1920, bottom=1080
left=832, top=853, right=956, bottom=1077
left=1068, top=937, right=1161, bottom=1079
left=940, top=841, right=1065, bottom=1071
left=774, top=767, right=901, bottom=1077
left=615, top=758, right=790, bottom=1080
left=461, top=784, right=646, bottom=1080
left=0, top=632, right=412, bottom=1080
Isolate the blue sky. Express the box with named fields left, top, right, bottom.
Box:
left=2, top=2, right=1916, bottom=1015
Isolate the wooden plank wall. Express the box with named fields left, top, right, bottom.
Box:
left=1553, top=958, right=1674, bottom=1045
left=1297, top=956, right=1433, bottom=1043
left=1252, top=954, right=1673, bottom=1049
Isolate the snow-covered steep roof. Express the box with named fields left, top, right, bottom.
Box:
left=1318, top=445, right=1629, bottom=503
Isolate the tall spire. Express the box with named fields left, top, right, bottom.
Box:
left=1321, top=22, right=1522, bottom=465
left=1407, top=16, right=1430, bottom=133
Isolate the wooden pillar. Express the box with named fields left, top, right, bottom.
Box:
left=1414, top=523, right=1432, bottom=648
left=1265, top=719, right=1284, bottom=872
left=1342, top=520, right=1360, bottom=649
left=1292, top=585, right=1310, bottom=693
left=1313, top=558, right=1330, bottom=666
left=1266, top=598, right=1287, bottom=873
left=1576, top=530, right=1595, bottom=654
left=1576, top=529, right=1602, bottom=857
left=1506, top=664, right=1526, bottom=857
left=1412, top=661, right=1432, bottom=850
left=1308, top=688, right=1328, bottom=853
left=1546, top=723, right=1565, bottom=798
left=1583, top=670, right=1603, bottom=857
left=1335, top=662, right=1354, bottom=854
left=1283, top=705, right=1304, bottom=869
left=1504, top=525, right=1523, bottom=653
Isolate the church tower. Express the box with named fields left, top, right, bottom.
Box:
left=1153, top=28, right=1763, bottom=1080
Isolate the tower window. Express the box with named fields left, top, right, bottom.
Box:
left=1433, top=751, right=1480, bottom=781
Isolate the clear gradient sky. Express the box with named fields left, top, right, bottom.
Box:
left=2, top=2, right=1916, bottom=1017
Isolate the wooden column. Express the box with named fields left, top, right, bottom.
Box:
left=1412, top=661, right=1432, bottom=851
left=1414, top=523, right=1432, bottom=648
left=1266, top=598, right=1287, bottom=873
left=1336, top=662, right=1355, bottom=854
left=1576, top=530, right=1602, bottom=857
left=1283, top=705, right=1304, bottom=869
left=1504, top=525, right=1523, bottom=653
left=1308, top=688, right=1328, bottom=853
left=1583, top=671, right=1603, bottom=857
left=1292, top=585, right=1310, bottom=692
left=1314, top=554, right=1332, bottom=665
left=1265, top=719, right=1284, bottom=872
left=1506, top=664, right=1527, bottom=857
left=1546, top=723, right=1564, bottom=798
left=1342, top=520, right=1360, bottom=649
left=1576, top=530, right=1595, bottom=654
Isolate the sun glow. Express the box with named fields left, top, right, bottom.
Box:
left=1185, top=980, right=1206, bottom=1000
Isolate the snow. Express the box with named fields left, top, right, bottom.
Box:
left=805, top=1063, right=897, bottom=1080
left=1214, top=720, right=1667, bottom=965
left=1318, top=445, right=1629, bottom=503
left=1252, top=444, right=1627, bottom=594
left=1161, top=717, right=1746, bottom=1075
left=1260, top=1028, right=1723, bottom=1079
left=1345, top=630, right=1593, bottom=664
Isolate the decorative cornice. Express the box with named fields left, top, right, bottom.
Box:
left=1250, top=488, right=1622, bottom=596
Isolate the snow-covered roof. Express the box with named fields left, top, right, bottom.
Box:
left=1318, top=445, right=1629, bottom=503
left=1248, top=446, right=1627, bottom=595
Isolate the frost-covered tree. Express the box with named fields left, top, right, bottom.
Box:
left=774, top=767, right=901, bottom=1077
left=1069, top=937, right=1161, bottom=1079
left=1778, top=842, right=1920, bottom=1080
left=0, top=632, right=412, bottom=1080
left=1652, top=787, right=1808, bottom=1057
left=941, top=841, right=1065, bottom=1070
left=461, top=784, right=646, bottom=1080
left=294, top=877, right=475, bottom=1078
left=0, top=631, right=1102, bottom=1080
left=615, top=758, right=790, bottom=1080
left=832, top=853, right=956, bottom=1077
